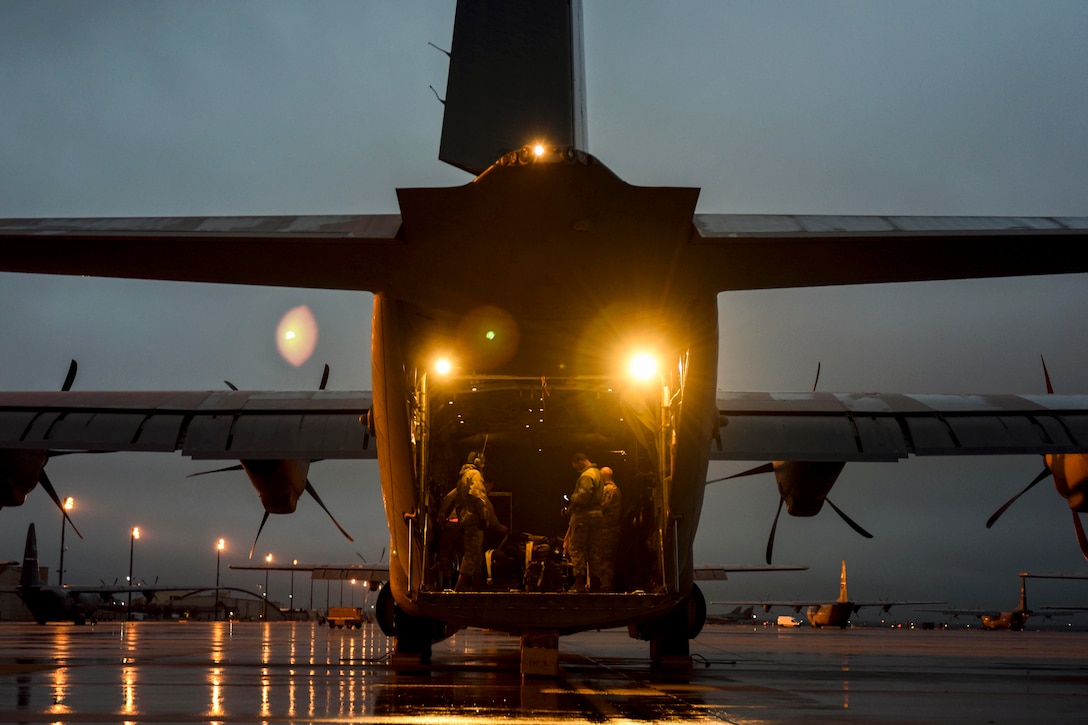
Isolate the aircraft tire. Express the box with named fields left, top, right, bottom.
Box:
left=629, top=584, right=707, bottom=665
left=686, top=583, right=708, bottom=639
left=375, top=583, right=396, bottom=637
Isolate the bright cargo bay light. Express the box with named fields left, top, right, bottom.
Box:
left=628, top=352, right=658, bottom=381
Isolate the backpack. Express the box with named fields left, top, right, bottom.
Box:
left=456, top=465, right=486, bottom=527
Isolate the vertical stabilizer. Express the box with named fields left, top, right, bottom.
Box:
left=20, top=523, right=42, bottom=589
left=439, top=0, right=586, bottom=174
left=838, top=560, right=849, bottom=603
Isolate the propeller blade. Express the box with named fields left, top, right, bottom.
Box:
left=986, top=468, right=1051, bottom=528
left=39, top=469, right=83, bottom=539
left=224, top=380, right=238, bottom=391
left=249, top=511, right=270, bottom=559
left=765, top=497, right=784, bottom=565
left=61, top=359, right=78, bottom=392
left=304, top=481, right=354, bottom=542
left=1041, top=355, right=1054, bottom=395
left=1074, top=511, right=1088, bottom=562
left=380, top=546, right=386, bottom=563
left=825, top=498, right=873, bottom=538
left=706, top=462, right=776, bottom=485
left=812, top=361, right=821, bottom=392
left=186, top=464, right=245, bottom=478
left=319, top=364, right=330, bottom=390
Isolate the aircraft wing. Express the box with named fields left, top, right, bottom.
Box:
left=716, top=599, right=944, bottom=612
left=692, top=214, right=1088, bottom=291
left=694, top=565, right=808, bottom=581
left=2, top=214, right=1087, bottom=294
left=0, top=389, right=375, bottom=460
left=230, top=563, right=390, bottom=583
left=0, top=583, right=210, bottom=599
left=710, top=599, right=823, bottom=613
left=912, top=607, right=1000, bottom=618
left=848, top=600, right=946, bottom=612
left=0, top=215, right=402, bottom=292
left=714, top=391, right=1088, bottom=462
left=1036, top=606, right=1088, bottom=615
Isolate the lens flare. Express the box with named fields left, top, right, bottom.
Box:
left=276, top=305, right=318, bottom=367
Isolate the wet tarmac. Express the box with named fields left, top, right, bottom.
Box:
left=0, top=620, right=1084, bottom=723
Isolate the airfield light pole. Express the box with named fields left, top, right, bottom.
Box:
left=263, top=553, right=272, bottom=620
left=58, top=496, right=74, bottom=586
left=215, top=538, right=225, bottom=622
left=351, top=578, right=356, bottom=607
left=289, top=559, right=297, bottom=618
left=127, top=526, right=140, bottom=620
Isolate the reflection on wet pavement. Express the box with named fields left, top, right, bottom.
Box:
left=0, top=621, right=1085, bottom=723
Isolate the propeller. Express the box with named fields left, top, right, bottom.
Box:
left=303, top=480, right=353, bottom=541
left=1074, top=511, right=1088, bottom=560
left=39, top=467, right=83, bottom=540
left=356, top=546, right=387, bottom=564
left=195, top=364, right=353, bottom=558
left=986, top=468, right=1051, bottom=529
left=765, top=497, right=784, bottom=565
left=720, top=462, right=871, bottom=564
left=708, top=363, right=870, bottom=563
left=986, top=356, right=1088, bottom=560
left=249, top=511, right=271, bottom=560
left=3, top=360, right=86, bottom=538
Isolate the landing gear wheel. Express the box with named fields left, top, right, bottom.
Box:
left=631, top=584, right=707, bottom=667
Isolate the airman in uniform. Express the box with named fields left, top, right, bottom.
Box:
left=593, top=466, right=622, bottom=592
left=565, top=452, right=603, bottom=591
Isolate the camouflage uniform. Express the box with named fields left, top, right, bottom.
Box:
left=436, top=487, right=463, bottom=590
left=566, top=462, right=603, bottom=591
left=592, top=478, right=622, bottom=592
left=450, top=462, right=497, bottom=591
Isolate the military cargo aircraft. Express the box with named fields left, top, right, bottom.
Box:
left=8, top=523, right=223, bottom=624
left=714, top=559, right=942, bottom=628
left=2, top=1, right=1088, bottom=672
left=916, top=573, right=1088, bottom=630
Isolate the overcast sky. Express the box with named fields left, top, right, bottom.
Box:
left=2, top=1, right=1088, bottom=617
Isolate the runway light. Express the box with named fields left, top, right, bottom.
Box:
left=533, top=144, right=545, bottom=157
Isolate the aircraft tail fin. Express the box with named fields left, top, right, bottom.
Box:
left=20, top=523, right=43, bottom=589
left=838, top=559, right=849, bottom=603
left=439, top=0, right=587, bottom=175
left=1019, top=575, right=1028, bottom=612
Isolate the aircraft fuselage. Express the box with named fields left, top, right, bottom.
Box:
left=805, top=602, right=855, bottom=628
left=370, top=149, right=720, bottom=635
left=980, top=611, right=1030, bottom=631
